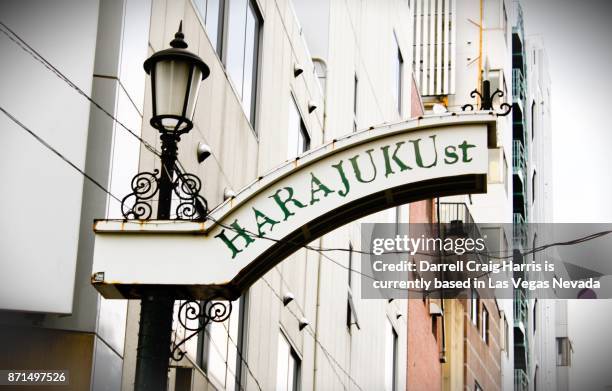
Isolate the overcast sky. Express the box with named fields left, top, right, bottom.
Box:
left=522, top=1, right=612, bottom=389
left=522, top=0, right=612, bottom=223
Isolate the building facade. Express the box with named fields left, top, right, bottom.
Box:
left=0, top=0, right=562, bottom=390
left=512, top=2, right=562, bottom=391
left=412, top=0, right=560, bottom=390
left=0, top=0, right=150, bottom=389
left=123, top=0, right=414, bottom=389
left=412, top=0, right=513, bottom=389
left=2, top=0, right=415, bottom=390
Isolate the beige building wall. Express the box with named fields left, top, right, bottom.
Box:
left=121, top=0, right=414, bottom=390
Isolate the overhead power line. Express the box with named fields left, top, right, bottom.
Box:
left=0, top=20, right=162, bottom=160
left=0, top=19, right=196, bottom=203
left=0, top=106, right=121, bottom=204
left=260, top=276, right=360, bottom=391
left=6, top=102, right=611, bottom=296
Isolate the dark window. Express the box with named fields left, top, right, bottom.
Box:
left=531, top=101, right=536, bottom=140
left=532, top=171, right=537, bottom=203
left=276, top=332, right=300, bottom=391
left=432, top=316, right=438, bottom=340
left=482, top=306, right=489, bottom=344
left=226, top=0, right=261, bottom=124
left=385, top=320, right=398, bottom=391
left=503, top=4, right=508, bottom=44
left=194, top=0, right=225, bottom=52
left=346, top=244, right=360, bottom=330
left=557, top=337, right=572, bottom=366
left=533, top=299, right=537, bottom=334
left=502, top=314, right=509, bottom=355
left=393, top=34, right=404, bottom=115
left=347, top=243, right=353, bottom=328
left=287, top=96, right=310, bottom=159
left=353, top=74, right=359, bottom=132
left=471, top=288, right=480, bottom=327
left=197, top=296, right=246, bottom=391
left=196, top=0, right=262, bottom=125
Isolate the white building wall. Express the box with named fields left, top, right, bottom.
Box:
left=0, top=1, right=152, bottom=390
left=121, top=1, right=413, bottom=390
left=0, top=0, right=99, bottom=315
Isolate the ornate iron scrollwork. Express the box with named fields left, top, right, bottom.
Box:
left=173, top=171, right=208, bottom=220
left=121, top=168, right=208, bottom=220
left=121, top=170, right=160, bottom=220
left=170, top=300, right=233, bottom=362
left=461, top=80, right=512, bottom=117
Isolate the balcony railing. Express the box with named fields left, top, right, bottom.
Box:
left=514, top=288, right=528, bottom=328
left=437, top=202, right=475, bottom=226
left=436, top=203, right=490, bottom=264
left=514, top=369, right=528, bottom=391
left=513, top=213, right=528, bottom=249
left=513, top=140, right=526, bottom=177
left=513, top=68, right=526, bottom=103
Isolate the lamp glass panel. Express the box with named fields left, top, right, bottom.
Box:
left=154, top=59, right=189, bottom=130
left=185, top=67, right=203, bottom=122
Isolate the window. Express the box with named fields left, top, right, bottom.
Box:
left=532, top=234, right=537, bottom=263
left=532, top=171, right=537, bottom=203
left=393, top=34, right=404, bottom=116
left=557, top=337, right=572, bottom=366
left=287, top=96, right=310, bottom=159
left=394, top=206, right=401, bottom=235
left=531, top=101, right=536, bottom=140
left=385, top=319, right=398, bottom=391
left=193, top=0, right=225, bottom=51
left=347, top=243, right=360, bottom=329
left=503, top=4, right=508, bottom=44
left=488, top=69, right=506, bottom=105
left=353, top=74, right=359, bottom=132
left=197, top=298, right=246, bottom=391
left=470, top=288, right=480, bottom=326
left=500, top=312, right=509, bottom=354
left=487, top=148, right=508, bottom=195
left=226, top=0, right=261, bottom=124
left=482, top=306, right=489, bottom=344
left=533, top=299, right=537, bottom=334
left=432, top=315, right=438, bottom=340
left=503, top=152, right=509, bottom=195
left=195, top=0, right=262, bottom=125
left=276, top=332, right=300, bottom=391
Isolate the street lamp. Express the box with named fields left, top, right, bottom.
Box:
left=141, top=21, right=209, bottom=221
left=130, top=22, right=209, bottom=391
left=144, top=21, right=209, bottom=134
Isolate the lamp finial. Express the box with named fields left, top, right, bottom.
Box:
left=170, top=21, right=188, bottom=49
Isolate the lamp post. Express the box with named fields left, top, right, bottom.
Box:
left=132, top=22, right=209, bottom=391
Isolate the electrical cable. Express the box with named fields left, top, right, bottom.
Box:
left=0, top=106, right=122, bottom=204
left=9, top=103, right=612, bottom=389
left=0, top=21, right=163, bottom=161
left=260, top=277, right=360, bottom=391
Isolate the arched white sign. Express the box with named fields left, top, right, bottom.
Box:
left=92, top=113, right=497, bottom=300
